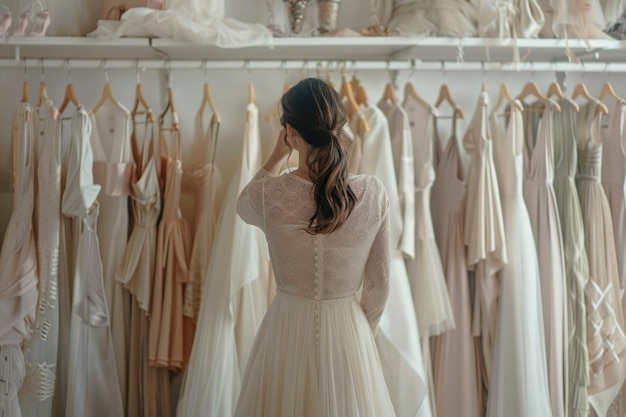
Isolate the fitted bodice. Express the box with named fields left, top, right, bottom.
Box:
left=554, top=100, right=579, bottom=183
left=238, top=171, right=388, bottom=302
left=523, top=100, right=557, bottom=184
left=577, top=102, right=603, bottom=182
left=492, top=101, right=524, bottom=198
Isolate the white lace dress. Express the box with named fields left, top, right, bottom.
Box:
left=234, top=169, right=396, bottom=417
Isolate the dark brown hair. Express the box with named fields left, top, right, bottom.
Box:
left=280, top=77, right=356, bottom=234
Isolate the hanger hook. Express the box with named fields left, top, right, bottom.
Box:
left=351, top=60, right=358, bottom=78
left=204, top=60, right=209, bottom=80
left=65, top=59, right=72, bottom=83
left=23, top=58, right=27, bottom=78
left=135, top=60, right=141, bottom=84
left=441, top=60, right=446, bottom=78
left=40, top=58, right=44, bottom=81
left=165, top=60, right=172, bottom=87
left=408, top=59, right=417, bottom=81
left=302, top=60, right=308, bottom=77
left=245, top=60, right=251, bottom=78
left=316, top=60, right=324, bottom=79
left=340, top=61, right=347, bottom=78
left=102, top=59, right=109, bottom=84
left=607, top=62, right=612, bottom=80
left=580, top=61, right=586, bottom=78
left=281, top=60, right=287, bottom=78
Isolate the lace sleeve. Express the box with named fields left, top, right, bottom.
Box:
left=236, top=168, right=272, bottom=229
left=360, top=191, right=390, bottom=335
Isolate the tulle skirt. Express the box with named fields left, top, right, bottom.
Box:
left=234, top=289, right=396, bottom=417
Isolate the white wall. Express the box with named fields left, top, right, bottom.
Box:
left=0, top=0, right=625, bottom=238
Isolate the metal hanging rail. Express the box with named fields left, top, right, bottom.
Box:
left=0, top=58, right=626, bottom=72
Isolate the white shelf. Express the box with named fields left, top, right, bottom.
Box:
left=0, top=36, right=624, bottom=64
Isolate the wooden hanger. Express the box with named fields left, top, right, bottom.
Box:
left=571, top=82, right=608, bottom=115
left=517, top=81, right=561, bottom=112
left=59, top=83, right=79, bottom=115
left=247, top=81, right=257, bottom=123
left=546, top=82, right=579, bottom=112
left=402, top=82, right=430, bottom=109
left=381, top=82, right=397, bottom=105
left=598, top=81, right=622, bottom=102
left=434, top=84, right=465, bottom=119
left=36, top=80, right=48, bottom=108
left=21, top=80, right=28, bottom=104
left=200, top=83, right=220, bottom=125
left=92, top=82, right=119, bottom=114
left=340, top=73, right=369, bottom=133
left=160, top=86, right=179, bottom=131
left=132, top=83, right=154, bottom=122
left=492, top=83, right=523, bottom=114
left=350, top=76, right=368, bottom=106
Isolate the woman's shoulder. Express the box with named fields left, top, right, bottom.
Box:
left=348, top=174, right=389, bottom=210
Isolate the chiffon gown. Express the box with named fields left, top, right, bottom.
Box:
left=521, top=101, right=567, bottom=417
left=463, top=93, right=507, bottom=391
left=149, top=122, right=192, bottom=371
left=576, top=102, right=626, bottom=417
left=90, top=103, right=134, bottom=410
left=234, top=169, right=396, bottom=417
left=183, top=108, right=223, bottom=327
left=117, top=112, right=170, bottom=417
left=0, top=103, right=37, bottom=417
left=489, top=100, right=553, bottom=417
left=61, top=107, right=123, bottom=417
left=354, top=103, right=429, bottom=417
left=431, top=113, right=480, bottom=417
left=176, top=103, right=272, bottom=417
left=20, top=100, right=61, bottom=417
left=403, top=95, right=455, bottom=338
left=552, top=100, right=590, bottom=417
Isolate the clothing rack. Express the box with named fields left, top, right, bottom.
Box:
left=2, top=58, right=626, bottom=73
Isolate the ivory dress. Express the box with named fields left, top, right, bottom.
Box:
left=176, top=104, right=272, bottom=417
left=355, top=103, right=430, bottom=417
left=149, top=123, right=191, bottom=371
left=90, top=104, right=133, bottom=409
left=20, top=100, right=61, bottom=417
left=0, top=103, right=38, bottom=417
left=117, top=112, right=170, bottom=417
left=234, top=169, right=396, bottom=417
left=521, top=101, right=567, bottom=417
left=403, top=95, right=455, bottom=337
left=431, top=113, right=480, bottom=417
left=489, top=101, right=553, bottom=417
left=576, top=102, right=626, bottom=417
left=61, top=107, right=124, bottom=417
left=463, top=93, right=507, bottom=390
left=552, top=99, right=590, bottom=417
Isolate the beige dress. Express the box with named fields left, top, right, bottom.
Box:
left=90, top=104, right=134, bottom=410
left=149, top=123, right=191, bottom=371
left=521, top=100, right=567, bottom=417
left=0, top=103, right=38, bottom=417
left=431, top=113, right=480, bottom=417
left=576, top=102, right=626, bottom=417
left=117, top=112, right=170, bottom=417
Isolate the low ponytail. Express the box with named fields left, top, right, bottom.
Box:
left=280, top=78, right=357, bottom=234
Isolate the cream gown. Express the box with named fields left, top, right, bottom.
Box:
left=20, top=100, right=61, bottom=417
left=355, top=103, right=430, bottom=417
left=61, top=106, right=124, bottom=417
left=117, top=112, right=170, bottom=417
left=176, top=103, right=271, bottom=417
left=403, top=95, right=455, bottom=338
left=489, top=100, right=553, bottom=417
left=576, top=102, right=626, bottom=417
left=521, top=101, right=567, bottom=417
left=552, top=99, right=590, bottom=417
left=463, top=93, right=507, bottom=390
left=234, top=169, right=396, bottom=417
left=89, top=104, right=133, bottom=410
left=431, top=113, right=480, bottom=417
left=0, top=102, right=38, bottom=417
